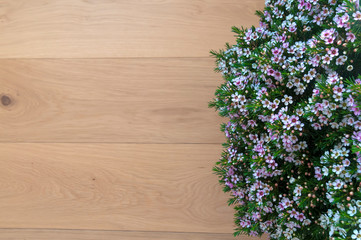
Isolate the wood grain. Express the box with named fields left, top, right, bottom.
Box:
left=0, top=58, right=224, bottom=143
left=0, top=143, right=235, bottom=233
left=0, top=0, right=263, bottom=58
left=0, top=229, right=268, bottom=240
left=0, top=1, right=266, bottom=239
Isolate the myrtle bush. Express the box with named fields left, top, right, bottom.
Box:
left=210, top=0, right=361, bottom=239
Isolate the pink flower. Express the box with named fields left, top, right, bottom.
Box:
left=322, top=54, right=332, bottom=64
left=346, top=32, right=356, bottom=42
left=312, top=123, right=322, bottom=130
left=328, top=47, right=339, bottom=57
left=272, top=47, right=283, bottom=56
left=310, top=55, right=321, bottom=67
left=320, top=28, right=337, bottom=44
left=333, top=84, right=345, bottom=96
left=249, top=231, right=259, bottom=237
left=288, top=208, right=299, bottom=218
left=327, top=72, right=339, bottom=84
left=248, top=120, right=257, bottom=127
left=288, top=22, right=297, bottom=32
left=251, top=212, right=261, bottom=221
left=297, top=213, right=306, bottom=222
left=352, top=107, right=361, bottom=116
left=240, top=220, right=251, bottom=228
left=336, top=55, right=347, bottom=65
left=315, top=171, right=323, bottom=181
left=273, top=71, right=282, bottom=81
left=268, top=161, right=278, bottom=170
left=319, top=115, right=328, bottom=124
left=334, top=15, right=345, bottom=28
left=289, top=115, right=300, bottom=126
left=354, top=121, right=361, bottom=130
left=305, top=2, right=312, bottom=11
left=267, top=68, right=275, bottom=76
left=270, top=101, right=279, bottom=111
left=352, top=131, right=361, bottom=142
left=298, top=0, right=305, bottom=10
left=226, top=181, right=234, bottom=189
left=313, top=88, right=320, bottom=95
left=313, top=14, right=323, bottom=25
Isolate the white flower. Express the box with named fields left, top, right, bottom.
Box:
left=329, top=225, right=335, bottom=236
left=337, top=203, right=345, bottom=211
left=332, top=165, right=344, bottom=175
left=328, top=209, right=333, bottom=218
left=353, top=11, right=361, bottom=20
left=348, top=205, right=357, bottom=216
left=337, top=227, right=347, bottom=238
left=284, top=231, right=292, bottom=239
left=293, top=184, right=302, bottom=196
left=322, top=166, right=329, bottom=176
left=303, top=219, right=311, bottom=226
left=282, top=95, right=293, bottom=105
left=296, top=108, right=304, bottom=116
left=340, top=147, right=349, bottom=157
left=332, top=179, right=344, bottom=189
left=352, top=229, right=361, bottom=240
left=327, top=192, right=334, bottom=203
left=333, top=211, right=340, bottom=223
left=319, top=214, right=329, bottom=229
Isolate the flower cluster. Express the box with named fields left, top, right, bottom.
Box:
left=210, top=0, right=361, bottom=239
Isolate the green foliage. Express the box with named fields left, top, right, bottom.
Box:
left=210, top=0, right=361, bottom=239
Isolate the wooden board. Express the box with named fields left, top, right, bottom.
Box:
left=0, top=143, right=235, bottom=233
left=0, top=1, right=266, bottom=239
left=0, top=229, right=268, bottom=240
left=0, top=58, right=224, bottom=143
left=0, top=0, right=264, bottom=58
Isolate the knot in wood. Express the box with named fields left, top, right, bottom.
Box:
left=1, top=95, right=11, bottom=106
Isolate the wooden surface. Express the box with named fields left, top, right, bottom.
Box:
left=0, top=0, right=265, bottom=239
left=0, top=143, right=233, bottom=232
left=0, top=0, right=263, bottom=58
left=0, top=229, right=245, bottom=240
left=0, top=58, right=223, bottom=143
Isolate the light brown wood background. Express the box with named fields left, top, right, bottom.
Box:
left=0, top=0, right=266, bottom=239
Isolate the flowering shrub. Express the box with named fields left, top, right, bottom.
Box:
left=209, top=0, right=361, bottom=239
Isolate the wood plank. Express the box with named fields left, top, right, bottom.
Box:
left=0, top=58, right=224, bottom=143
left=0, top=0, right=263, bottom=58
left=0, top=229, right=268, bottom=240
left=0, top=143, right=235, bottom=233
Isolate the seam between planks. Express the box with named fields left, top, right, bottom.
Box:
left=0, top=227, right=231, bottom=235
left=0, top=57, right=215, bottom=60
left=0, top=142, right=224, bottom=144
